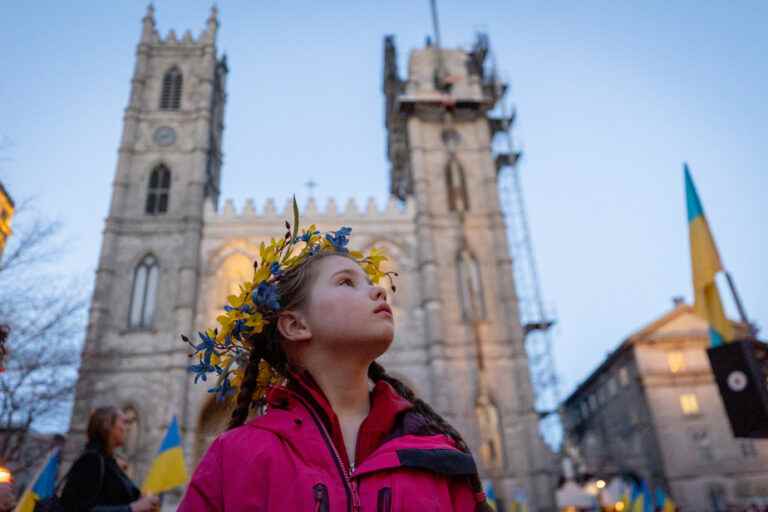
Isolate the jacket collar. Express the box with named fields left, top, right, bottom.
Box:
left=264, top=366, right=414, bottom=468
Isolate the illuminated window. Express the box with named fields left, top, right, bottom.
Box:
left=216, top=252, right=255, bottom=309
left=608, top=377, right=618, bottom=396
left=668, top=351, right=686, bottom=373
left=680, top=393, right=700, bottom=415
left=619, top=366, right=629, bottom=386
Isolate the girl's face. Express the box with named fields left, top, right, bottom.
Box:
left=302, top=255, right=394, bottom=360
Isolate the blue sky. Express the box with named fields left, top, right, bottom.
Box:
left=2, top=1, right=766, bottom=399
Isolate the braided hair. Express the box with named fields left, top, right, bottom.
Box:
left=368, top=361, right=491, bottom=509
left=227, top=251, right=331, bottom=429
left=226, top=253, right=491, bottom=510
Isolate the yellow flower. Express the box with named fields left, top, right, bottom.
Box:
left=245, top=312, right=265, bottom=332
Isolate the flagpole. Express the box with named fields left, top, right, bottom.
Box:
left=724, top=271, right=758, bottom=338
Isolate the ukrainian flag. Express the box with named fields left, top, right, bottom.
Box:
left=142, top=415, right=188, bottom=494
left=14, top=448, right=60, bottom=512
left=654, top=487, right=676, bottom=512
left=629, top=480, right=652, bottom=512
left=685, top=164, right=734, bottom=347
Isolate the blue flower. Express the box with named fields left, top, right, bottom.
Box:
left=230, top=319, right=252, bottom=339
left=252, top=282, right=280, bottom=311
left=224, top=303, right=253, bottom=314
left=189, top=361, right=216, bottom=383
left=299, top=229, right=320, bottom=243
left=270, top=261, right=283, bottom=277
left=325, top=226, right=352, bottom=252
left=209, top=374, right=236, bottom=401
left=194, top=331, right=217, bottom=365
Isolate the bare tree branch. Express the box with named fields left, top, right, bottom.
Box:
left=0, top=205, right=87, bottom=475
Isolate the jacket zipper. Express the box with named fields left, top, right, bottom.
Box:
left=313, top=483, right=329, bottom=512
left=294, top=393, right=361, bottom=512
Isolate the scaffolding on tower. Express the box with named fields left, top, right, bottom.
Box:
left=486, top=46, right=563, bottom=450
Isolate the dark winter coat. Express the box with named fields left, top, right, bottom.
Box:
left=60, top=441, right=141, bottom=512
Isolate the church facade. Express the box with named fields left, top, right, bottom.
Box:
left=68, top=7, right=557, bottom=509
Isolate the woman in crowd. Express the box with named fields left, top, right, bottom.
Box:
left=61, top=406, right=159, bottom=512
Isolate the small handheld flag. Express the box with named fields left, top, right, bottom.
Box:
left=14, top=448, right=60, bottom=512
left=655, top=487, right=676, bottom=512
left=629, top=480, right=652, bottom=512
left=142, top=415, right=188, bottom=494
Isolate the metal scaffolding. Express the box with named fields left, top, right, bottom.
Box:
left=493, top=85, right=563, bottom=450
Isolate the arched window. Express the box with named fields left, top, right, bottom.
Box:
left=215, top=252, right=255, bottom=311
left=457, top=248, right=486, bottom=321
left=128, top=254, right=159, bottom=328
left=445, top=156, right=470, bottom=212
left=160, top=66, right=183, bottom=110
left=145, top=165, right=171, bottom=215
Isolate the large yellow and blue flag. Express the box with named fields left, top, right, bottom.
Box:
left=654, top=487, right=676, bottom=512
left=14, top=448, right=61, bottom=512
left=142, top=415, right=188, bottom=494
left=685, top=164, right=734, bottom=347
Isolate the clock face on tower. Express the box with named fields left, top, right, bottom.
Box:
left=153, top=126, right=177, bottom=147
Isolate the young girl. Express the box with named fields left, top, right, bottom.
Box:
left=179, top=211, right=490, bottom=511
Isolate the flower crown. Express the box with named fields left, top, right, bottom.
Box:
left=182, top=198, right=395, bottom=402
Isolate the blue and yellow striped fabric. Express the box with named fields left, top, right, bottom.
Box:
left=655, top=487, right=677, bottom=512
left=142, top=415, right=188, bottom=494
left=14, top=448, right=60, bottom=512
left=685, top=164, right=734, bottom=347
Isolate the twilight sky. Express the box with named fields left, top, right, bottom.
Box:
left=2, top=0, right=766, bottom=401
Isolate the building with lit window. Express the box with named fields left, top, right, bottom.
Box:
left=0, top=181, right=14, bottom=258
left=561, top=299, right=768, bottom=511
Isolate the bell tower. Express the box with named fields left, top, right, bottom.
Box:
left=68, top=5, right=227, bottom=480
left=384, top=34, right=557, bottom=509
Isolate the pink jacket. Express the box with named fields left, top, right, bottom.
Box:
left=179, top=382, right=486, bottom=511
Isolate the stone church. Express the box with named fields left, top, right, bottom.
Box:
left=68, top=6, right=557, bottom=509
